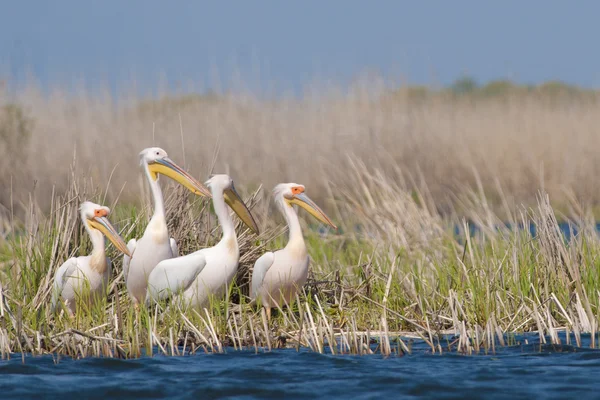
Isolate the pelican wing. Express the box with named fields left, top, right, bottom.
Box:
left=146, top=252, right=207, bottom=304
left=170, top=238, right=179, bottom=257
left=251, top=252, right=275, bottom=299
left=122, top=239, right=137, bottom=281
left=50, top=257, right=79, bottom=313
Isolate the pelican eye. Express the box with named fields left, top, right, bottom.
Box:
left=94, top=209, right=108, bottom=218
left=291, top=186, right=304, bottom=195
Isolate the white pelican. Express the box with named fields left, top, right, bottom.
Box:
left=51, top=201, right=131, bottom=315
left=145, top=174, right=259, bottom=307
left=250, top=183, right=337, bottom=319
left=123, top=147, right=212, bottom=305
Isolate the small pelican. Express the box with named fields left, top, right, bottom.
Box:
left=146, top=174, right=259, bottom=307
left=51, top=201, right=131, bottom=315
left=251, top=183, right=336, bottom=319
left=123, top=147, right=211, bottom=305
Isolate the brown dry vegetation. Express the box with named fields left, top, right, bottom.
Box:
left=2, top=78, right=600, bottom=220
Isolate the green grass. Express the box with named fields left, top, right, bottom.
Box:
left=1, top=166, right=600, bottom=360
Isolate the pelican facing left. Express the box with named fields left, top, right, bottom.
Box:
left=123, top=147, right=212, bottom=305
left=51, top=201, right=131, bottom=316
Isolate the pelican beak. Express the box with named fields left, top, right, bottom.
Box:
left=223, top=184, right=260, bottom=235
left=148, top=157, right=212, bottom=198
left=89, top=217, right=132, bottom=257
left=289, top=193, right=337, bottom=230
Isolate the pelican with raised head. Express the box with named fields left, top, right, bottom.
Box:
left=51, top=201, right=131, bottom=315
left=250, top=183, right=337, bottom=319
left=146, top=174, right=259, bottom=307
left=123, top=147, right=212, bottom=305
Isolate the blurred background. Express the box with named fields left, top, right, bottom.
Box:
left=1, top=0, right=600, bottom=219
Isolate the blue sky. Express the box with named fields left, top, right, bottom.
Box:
left=2, top=1, right=600, bottom=94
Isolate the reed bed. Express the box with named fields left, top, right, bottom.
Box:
left=1, top=78, right=600, bottom=360
left=2, top=79, right=600, bottom=218
left=1, top=158, right=600, bottom=360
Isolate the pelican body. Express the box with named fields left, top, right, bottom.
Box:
left=123, top=148, right=211, bottom=305
left=146, top=174, right=259, bottom=307
left=251, top=183, right=336, bottom=318
left=51, top=202, right=131, bottom=315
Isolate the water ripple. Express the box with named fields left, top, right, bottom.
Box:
left=1, top=339, right=600, bottom=399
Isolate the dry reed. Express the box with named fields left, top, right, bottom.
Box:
left=2, top=78, right=600, bottom=220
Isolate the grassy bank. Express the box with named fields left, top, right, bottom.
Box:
left=0, top=158, right=599, bottom=360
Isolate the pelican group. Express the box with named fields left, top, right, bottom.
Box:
left=146, top=174, right=259, bottom=307
left=123, top=147, right=212, bottom=306
left=51, top=201, right=131, bottom=315
left=50, top=148, right=338, bottom=324
left=250, top=183, right=337, bottom=319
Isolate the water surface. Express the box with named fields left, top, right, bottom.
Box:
left=0, top=334, right=597, bottom=399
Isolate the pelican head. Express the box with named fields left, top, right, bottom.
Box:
left=274, top=183, right=337, bottom=230
left=139, top=147, right=211, bottom=198
left=80, top=201, right=131, bottom=256
left=207, top=174, right=260, bottom=235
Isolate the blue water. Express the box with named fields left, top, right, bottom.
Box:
left=321, top=221, right=599, bottom=241
left=1, top=334, right=599, bottom=399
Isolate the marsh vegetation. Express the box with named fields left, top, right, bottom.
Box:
left=1, top=77, right=600, bottom=360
